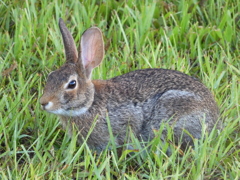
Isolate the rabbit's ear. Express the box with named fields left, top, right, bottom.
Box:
left=81, top=27, right=104, bottom=79
left=59, top=18, right=78, bottom=64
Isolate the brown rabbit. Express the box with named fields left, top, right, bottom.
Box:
left=40, top=18, right=219, bottom=152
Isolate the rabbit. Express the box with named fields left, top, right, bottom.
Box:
left=40, top=18, right=219, bottom=152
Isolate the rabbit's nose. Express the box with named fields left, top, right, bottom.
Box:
left=41, top=102, right=49, bottom=110
left=40, top=101, right=54, bottom=110
left=40, top=96, right=52, bottom=110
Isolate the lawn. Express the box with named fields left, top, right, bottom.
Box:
left=0, top=0, right=239, bottom=179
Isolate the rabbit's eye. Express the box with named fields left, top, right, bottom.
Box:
left=67, top=80, right=76, bottom=89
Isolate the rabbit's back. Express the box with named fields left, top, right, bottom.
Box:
left=105, top=68, right=218, bottom=116
left=92, top=68, right=219, bottom=149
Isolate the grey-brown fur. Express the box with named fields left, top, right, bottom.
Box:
left=40, top=18, right=219, bottom=152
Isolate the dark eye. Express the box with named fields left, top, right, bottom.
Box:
left=67, top=80, right=76, bottom=89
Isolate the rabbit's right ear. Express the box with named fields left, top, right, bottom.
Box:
left=59, top=18, right=78, bottom=64
left=80, top=27, right=104, bottom=79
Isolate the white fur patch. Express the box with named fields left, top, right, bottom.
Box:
left=44, top=101, right=53, bottom=109
left=49, top=107, right=88, bottom=117
left=163, top=90, right=201, bottom=100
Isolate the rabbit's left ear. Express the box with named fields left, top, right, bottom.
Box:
left=80, top=27, right=104, bottom=79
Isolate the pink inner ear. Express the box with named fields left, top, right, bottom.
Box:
left=81, top=52, right=89, bottom=68
left=81, top=42, right=95, bottom=69
left=80, top=27, right=104, bottom=78
left=81, top=38, right=95, bottom=79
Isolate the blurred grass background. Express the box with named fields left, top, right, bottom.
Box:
left=0, top=0, right=239, bottom=179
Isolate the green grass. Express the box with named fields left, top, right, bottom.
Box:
left=0, top=0, right=239, bottom=179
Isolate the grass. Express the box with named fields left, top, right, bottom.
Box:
left=0, top=0, right=239, bottom=179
